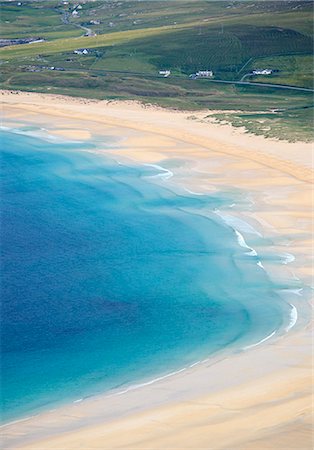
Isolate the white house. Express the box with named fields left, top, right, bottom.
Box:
left=252, top=69, right=272, bottom=75
left=159, top=70, right=171, bottom=77
left=196, top=70, right=213, bottom=77
left=28, top=39, right=44, bottom=44
left=74, top=48, right=89, bottom=55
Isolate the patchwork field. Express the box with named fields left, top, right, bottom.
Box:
left=1, top=0, right=313, bottom=140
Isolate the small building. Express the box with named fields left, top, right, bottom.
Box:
left=159, top=70, right=171, bottom=78
left=90, top=20, right=100, bottom=25
left=252, top=69, right=272, bottom=75
left=74, top=48, right=89, bottom=55
left=72, top=10, right=79, bottom=16
left=28, top=39, right=44, bottom=45
left=196, top=70, right=213, bottom=78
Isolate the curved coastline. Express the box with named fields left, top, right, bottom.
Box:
left=1, top=91, right=312, bottom=450
left=1, top=127, right=293, bottom=423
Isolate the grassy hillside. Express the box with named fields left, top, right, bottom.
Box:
left=0, top=0, right=313, bottom=141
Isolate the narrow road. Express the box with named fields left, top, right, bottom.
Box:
left=202, top=78, right=314, bottom=93
left=87, top=67, right=313, bottom=92
left=88, top=67, right=313, bottom=92
left=73, top=23, right=96, bottom=37
left=240, top=73, right=252, bottom=82
left=33, top=64, right=313, bottom=93
left=60, top=9, right=96, bottom=37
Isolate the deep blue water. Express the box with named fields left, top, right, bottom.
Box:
left=1, top=130, right=288, bottom=422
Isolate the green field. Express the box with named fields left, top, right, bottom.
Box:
left=0, top=0, right=313, bottom=141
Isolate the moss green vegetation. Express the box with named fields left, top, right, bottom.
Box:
left=0, top=0, right=313, bottom=141
left=211, top=105, right=313, bottom=142
left=245, top=55, right=313, bottom=88
left=0, top=1, right=80, bottom=39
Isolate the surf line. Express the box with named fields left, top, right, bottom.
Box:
left=233, top=228, right=265, bottom=269
left=243, top=303, right=298, bottom=352
left=0, top=414, right=39, bottom=429
left=184, top=188, right=205, bottom=196
left=143, top=163, right=173, bottom=180
left=285, top=303, right=298, bottom=332
left=212, top=210, right=265, bottom=265
left=243, top=330, right=277, bottom=350
left=107, top=367, right=188, bottom=398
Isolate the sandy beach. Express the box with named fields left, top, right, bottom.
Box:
left=1, top=90, right=313, bottom=449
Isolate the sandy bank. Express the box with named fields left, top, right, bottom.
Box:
left=1, top=90, right=313, bottom=450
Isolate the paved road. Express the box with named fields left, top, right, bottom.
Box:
left=240, top=73, right=252, bottom=82
left=35, top=64, right=314, bottom=93
left=90, top=68, right=314, bottom=93
left=90, top=68, right=314, bottom=92
left=203, top=78, right=314, bottom=93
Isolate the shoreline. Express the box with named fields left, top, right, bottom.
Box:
left=1, top=124, right=298, bottom=425
left=1, top=90, right=313, bottom=449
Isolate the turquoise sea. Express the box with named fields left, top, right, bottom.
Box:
left=1, top=129, right=293, bottom=422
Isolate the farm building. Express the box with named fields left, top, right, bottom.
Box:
left=252, top=69, right=273, bottom=75
left=159, top=70, right=171, bottom=77
left=196, top=70, right=213, bottom=77
left=28, top=39, right=44, bottom=44
left=74, top=48, right=89, bottom=55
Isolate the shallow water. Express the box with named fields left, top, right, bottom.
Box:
left=1, top=130, right=290, bottom=422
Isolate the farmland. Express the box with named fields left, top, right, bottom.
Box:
left=0, top=0, right=313, bottom=141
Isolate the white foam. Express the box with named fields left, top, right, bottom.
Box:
left=214, top=211, right=262, bottom=237
left=73, top=398, right=83, bottom=403
left=144, top=163, right=173, bottom=180
left=243, top=330, right=276, bottom=350
left=189, top=361, right=201, bottom=368
left=280, top=253, right=295, bottom=264
left=0, top=414, right=38, bottom=429
left=235, top=230, right=257, bottom=256
left=213, top=211, right=268, bottom=272
left=184, top=188, right=205, bottom=196
left=286, top=288, right=303, bottom=297
left=0, top=125, right=82, bottom=144
left=109, top=367, right=187, bottom=398
left=285, top=304, right=298, bottom=332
